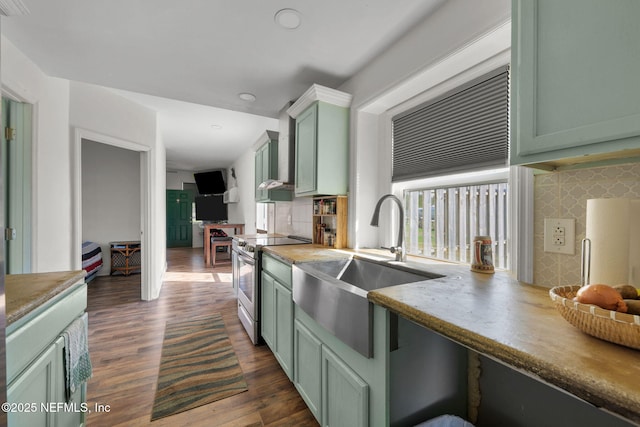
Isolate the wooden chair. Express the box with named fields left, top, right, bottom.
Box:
left=210, top=237, right=232, bottom=267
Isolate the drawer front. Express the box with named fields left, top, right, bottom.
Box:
left=6, top=284, right=88, bottom=384
left=262, top=254, right=292, bottom=289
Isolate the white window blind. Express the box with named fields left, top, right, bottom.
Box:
left=392, top=66, right=509, bottom=182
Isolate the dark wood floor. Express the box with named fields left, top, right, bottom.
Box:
left=86, top=247, right=318, bottom=426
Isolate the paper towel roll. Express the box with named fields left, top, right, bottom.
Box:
left=585, top=198, right=639, bottom=286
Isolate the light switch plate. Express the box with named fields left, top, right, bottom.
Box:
left=544, top=218, right=575, bottom=254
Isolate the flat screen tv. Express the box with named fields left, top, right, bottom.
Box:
left=194, top=170, right=226, bottom=195
left=195, top=195, right=228, bottom=222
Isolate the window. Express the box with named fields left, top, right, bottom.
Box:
left=404, top=179, right=508, bottom=268
left=391, top=66, right=511, bottom=268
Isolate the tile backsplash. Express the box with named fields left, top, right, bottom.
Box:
left=274, top=198, right=313, bottom=238
left=534, top=162, right=640, bottom=287
left=269, top=162, right=640, bottom=285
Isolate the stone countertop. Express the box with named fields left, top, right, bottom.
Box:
left=262, top=244, right=351, bottom=263
left=262, top=245, right=640, bottom=425
left=5, top=270, right=86, bottom=325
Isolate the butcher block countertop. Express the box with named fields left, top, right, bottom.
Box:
left=5, top=270, right=86, bottom=326
left=263, top=244, right=640, bottom=425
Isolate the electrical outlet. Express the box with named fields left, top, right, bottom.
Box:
left=544, top=218, right=575, bottom=254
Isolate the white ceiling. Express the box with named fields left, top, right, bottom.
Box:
left=1, top=0, right=445, bottom=171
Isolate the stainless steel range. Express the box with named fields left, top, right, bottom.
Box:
left=232, top=235, right=310, bottom=344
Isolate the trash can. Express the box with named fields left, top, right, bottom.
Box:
left=415, top=414, right=475, bottom=427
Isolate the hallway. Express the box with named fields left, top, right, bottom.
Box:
left=86, top=247, right=317, bottom=426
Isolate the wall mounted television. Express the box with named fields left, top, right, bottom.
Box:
left=195, top=195, right=228, bottom=222
left=194, top=170, right=226, bottom=195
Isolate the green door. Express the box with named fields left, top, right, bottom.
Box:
left=166, top=189, right=193, bottom=247
left=2, top=97, right=32, bottom=274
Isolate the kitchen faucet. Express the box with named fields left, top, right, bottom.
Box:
left=370, top=194, right=406, bottom=262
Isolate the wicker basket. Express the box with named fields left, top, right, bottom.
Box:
left=549, top=285, right=640, bottom=350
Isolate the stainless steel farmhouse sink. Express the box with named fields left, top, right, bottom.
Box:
left=292, top=256, right=441, bottom=357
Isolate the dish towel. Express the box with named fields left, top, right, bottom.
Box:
left=62, top=312, right=93, bottom=402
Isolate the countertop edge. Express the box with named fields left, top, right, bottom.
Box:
left=6, top=270, right=87, bottom=325
left=368, top=291, right=640, bottom=425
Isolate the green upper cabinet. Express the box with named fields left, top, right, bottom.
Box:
left=254, top=130, right=293, bottom=202
left=511, top=0, right=640, bottom=169
left=288, top=85, right=352, bottom=197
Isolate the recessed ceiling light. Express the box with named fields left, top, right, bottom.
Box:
left=275, top=8, right=301, bottom=30
left=239, top=92, right=256, bottom=102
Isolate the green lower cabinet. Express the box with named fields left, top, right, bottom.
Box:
left=294, top=318, right=370, bottom=426
left=322, top=346, right=369, bottom=427
left=6, top=282, right=88, bottom=427
left=7, top=336, right=86, bottom=427
left=293, top=319, right=323, bottom=422
left=7, top=339, right=58, bottom=427
left=274, top=282, right=294, bottom=377
left=261, top=273, right=276, bottom=349
left=261, top=256, right=294, bottom=380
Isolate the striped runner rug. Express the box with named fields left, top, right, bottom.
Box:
left=150, top=314, right=248, bottom=420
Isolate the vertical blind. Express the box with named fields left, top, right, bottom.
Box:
left=392, top=66, right=510, bottom=182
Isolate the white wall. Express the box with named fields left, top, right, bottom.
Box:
left=166, top=169, right=195, bottom=190
left=227, top=148, right=256, bottom=234
left=1, top=35, right=73, bottom=272
left=69, top=81, right=164, bottom=300
left=338, top=0, right=510, bottom=249
left=1, top=35, right=167, bottom=299
left=82, top=140, right=141, bottom=275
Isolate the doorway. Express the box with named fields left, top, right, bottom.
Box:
left=82, top=140, right=141, bottom=275
left=1, top=97, right=33, bottom=274
left=72, top=128, right=152, bottom=300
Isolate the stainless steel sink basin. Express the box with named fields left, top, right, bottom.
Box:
left=292, top=256, right=441, bottom=357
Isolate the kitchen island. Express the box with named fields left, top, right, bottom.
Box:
left=264, top=244, right=640, bottom=426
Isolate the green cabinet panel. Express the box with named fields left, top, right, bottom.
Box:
left=274, top=282, right=294, bottom=379
left=511, top=0, right=640, bottom=168
left=322, top=346, right=369, bottom=427
left=261, top=272, right=276, bottom=349
left=7, top=340, right=57, bottom=427
left=294, top=101, right=349, bottom=197
left=261, top=253, right=294, bottom=380
left=262, top=253, right=292, bottom=289
left=8, top=337, right=86, bottom=427
left=293, top=316, right=370, bottom=426
left=255, top=135, right=293, bottom=202
left=295, top=104, right=318, bottom=195
left=294, top=319, right=323, bottom=422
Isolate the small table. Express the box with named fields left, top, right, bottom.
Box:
left=110, top=241, right=141, bottom=276
left=203, top=223, right=244, bottom=266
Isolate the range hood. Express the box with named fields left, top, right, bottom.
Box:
left=258, top=101, right=296, bottom=191
left=258, top=179, right=293, bottom=190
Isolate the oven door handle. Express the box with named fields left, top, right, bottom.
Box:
left=238, top=251, right=256, bottom=265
